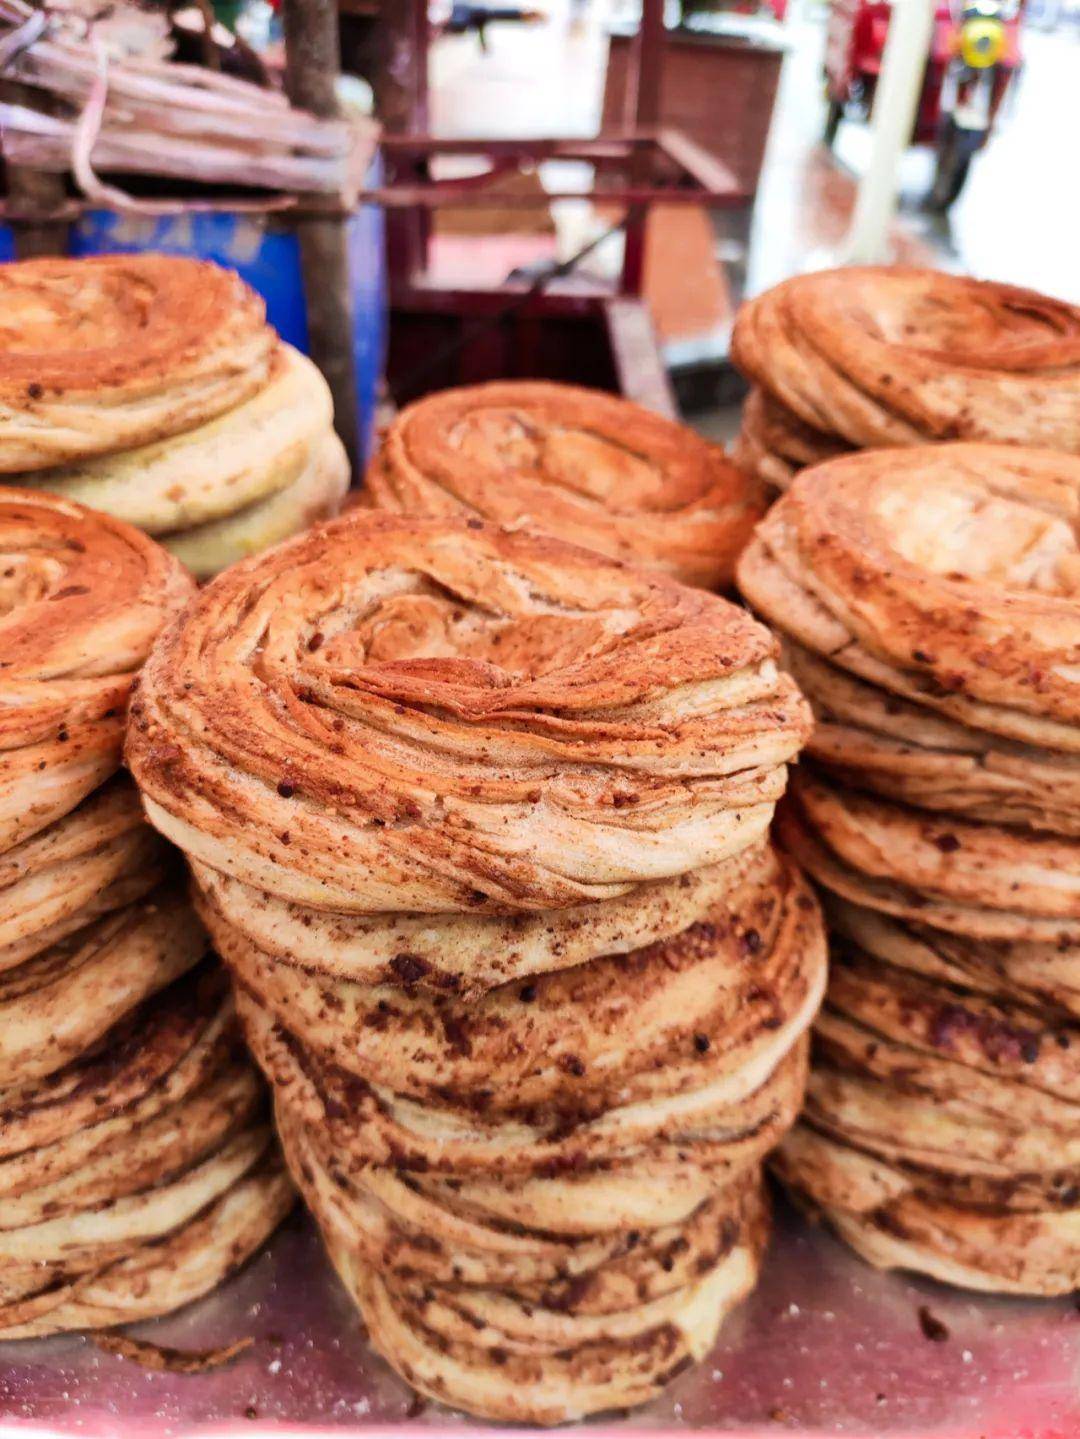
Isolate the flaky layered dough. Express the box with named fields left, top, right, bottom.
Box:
left=0, top=256, right=275, bottom=471
left=326, top=1207, right=765, bottom=1425
left=193, top=842, right=773, bottom=995
left=828, top=894, right=1080, bottom=1022
left=364, top=381, right=766, bottom=590
left=0, top=489, right=194, bottom=852
left=128, top=511, right=810, bottom=914
left=164, top=430, right=350, bottom=581
left=0, top=884, right=203, bottom=1086
left=236, top=854, right=816, bottom=1418
left=738, top=444, right=1080, bottom=739
left=0, top=964, right=234, bottom=1162
left=0, top=779, right=168, bottom=971
left=25, top=344, right=334, bottom=536
left=239, top=980, right=811, bottom=1179
left=773, top=871, right=1080, bottom=1294
left=0, top=1148, right=292, bottom=1338
left=810, top=953, right=1080, bottom=1173
left=0, top=966, right=293, bottom=1336
left=303, top=1122, right=768, bottom=1426
left=779, top=770, right=1080, bottom=941
left=777, top=952, right=1080, bottom=1295
left=787, top=642, right=1080, bottom=834
left=775, top=1125, right=1080, bottom=1296
left=732, top=268, right=1080, bottom=454
left=280, top=1104, right=757, bottom=1292
left=733, top=387, right=845, bottom=491
left=211, top=846, right=825, bottom=1117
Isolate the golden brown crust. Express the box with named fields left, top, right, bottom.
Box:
left=325, top=1198, right=767, bottom=1424
left=0, top=884, right=204, bottom=1087
left=0, top=256, right=275, bottom=472
left=733, top=267, right=1080, bottom=454
left=0, top=779, right=169, bottom=972
left=787, top=641, right=1080, bottom=835
left=827, top=893, right=1080, bottom=1022
left=739, top=444, right=1080, bottom=732
left=0, top=963, right=292, bottom=1337
left=0, top=966, right=233, bottom=1161
left=0, top=488, right=194, bottom=853
left=736, top=386, right=847, bottom=491
left=776, top=929, right=1080, bottom=1294
left=191, top=843, right=773, bottom=996
left=280, top=1103, right=756, bottom=1293
left=239, top=843, right=817, bottom=1417
left=774, top=1124, right=1080, bottom=1295
left=778, top=768, right=1080, bottom=940
left=0, top=1148, right=293, bottom=1338
left=211, top=847, right=825, bottom=1119
left=128, top=510, right=810, bottom=915
left=364, top=381, right=766, bottom=590
left=238, top=978, right=811, bottom=1180
left=770, top=788, right=1080, bottom=1295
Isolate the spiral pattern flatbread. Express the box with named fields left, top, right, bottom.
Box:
left=732, top=268, right=1080, bottom=478
left=784, top=641, right=1080, bottom=835
left=0, top=488, right=193, bottom=852
left=774, top=928, right=1080, bottom=1296
left=128, top=510, right=810, bottom=915
left=0, top=485, right=291, bottom=1335
left=740, top=444, right=1080, bottom=740
left=223, top=846, right=823, bottom=1419
left=0, top=255, right=275, bottom=472
left=27, top=345, right=333, bottom=534
left=737, top=435, right=1080, bottom=1294
left=782, top=770, right=1080, bottom=936
left=126, top=507, right=818, bottom=1415
left=0, top=257, right=348, bottom=577
left=365, top=380, right=766, bottom=590
left=317, top=1164, right=769, bottom=1424
left=0, top=964, right=293, bottom=1337
left=0, top=884, right=202, bottom=1087
left=212, top=844, right=824, bottom=1121
left=163, top=430, right=350, bottom=581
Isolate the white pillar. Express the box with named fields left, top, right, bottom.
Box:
left=841, top=0, right=935, bottom=264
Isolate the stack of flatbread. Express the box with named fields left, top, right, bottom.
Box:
left=731, top=267, right=1080, bottom=490
left=0, top=489, right=292, bottom=1337
left=739, top=443, right=1080, bottom=1295
left=0, top=255, right=349, bottom=579
left=127, top=510, right=827, bottom=1421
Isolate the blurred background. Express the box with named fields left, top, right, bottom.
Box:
left=3, top=0, right=1077, bottom=447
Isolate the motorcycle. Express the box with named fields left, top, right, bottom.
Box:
left=823, top=0, right=1022, bottom=211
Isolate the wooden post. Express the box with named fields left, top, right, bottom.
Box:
left=371, top=0, right=431, bottom=292
left=1, top=81, right=70, bottom=259
left=634, top=0, right=665, bottom=130
left=620, top=0, right=664, bottom=296
left=283, top=0, right=362, bottom=472
left=5, top=167, right=69, bottom=259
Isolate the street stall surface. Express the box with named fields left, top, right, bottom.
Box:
left=2, top=1200, right=1078, bottom=1435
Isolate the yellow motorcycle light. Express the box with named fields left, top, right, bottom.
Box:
left=960, top=17, right=1006, bottom=68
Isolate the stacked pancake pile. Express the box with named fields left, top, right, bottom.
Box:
left=731, top=267, right=1080, bottom=490
left=738, top=443, right=1080, bottom=1295
left=365, top=380, right=765, bottom=589
left=0, top=489, right=292, bottom=1337
left=126, top=510, right=827, bottom=1422
left=0, top=254, right=349, bottom=579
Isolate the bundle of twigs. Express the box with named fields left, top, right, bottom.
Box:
left=0, top=0, right=377, bottom=211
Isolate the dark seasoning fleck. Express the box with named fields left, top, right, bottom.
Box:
left=917, top=1305, right=949, bottom=1343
